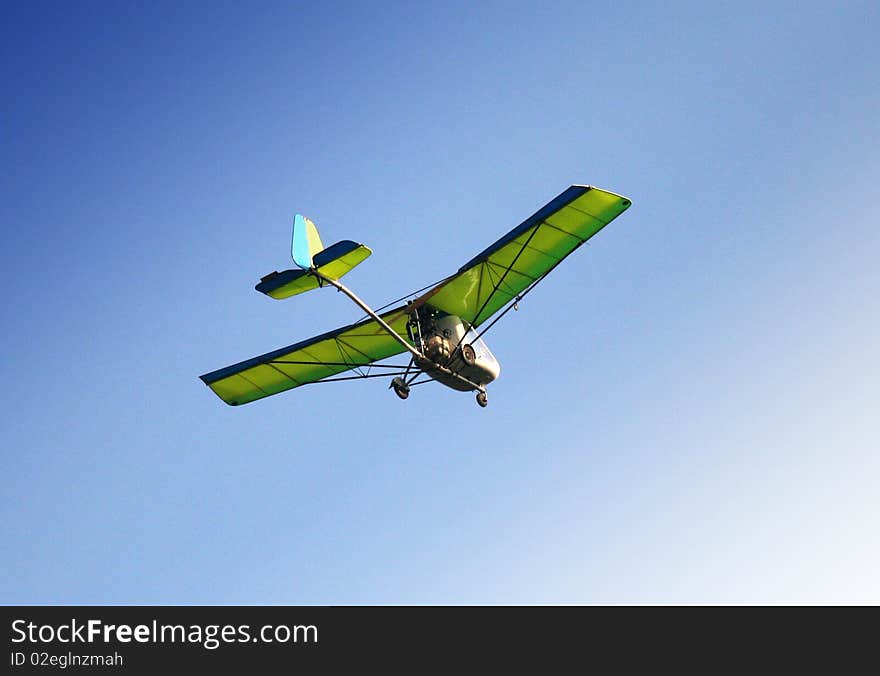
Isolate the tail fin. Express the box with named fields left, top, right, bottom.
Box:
left=292, top=214, right=325, bottom=268
left=255, top=215, right=372, bottom=300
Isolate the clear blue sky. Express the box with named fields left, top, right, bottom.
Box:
left=2, top=1, right=878, bottom=603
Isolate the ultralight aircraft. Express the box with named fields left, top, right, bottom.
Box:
left=200, top=185, right=631, bottom=407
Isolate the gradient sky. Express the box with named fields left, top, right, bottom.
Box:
left=2, top=1, right=878, bottom=604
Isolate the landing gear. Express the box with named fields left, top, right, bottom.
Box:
left=461, top=343, right=477, bottom=366
left=476, top=391, right=488, bottom=408
left=391, top=377, right=410, bottom=400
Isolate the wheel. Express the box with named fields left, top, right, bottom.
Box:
left=461, top=343, right=477, bottom=366
left=391, top=377, right=410, bottom=400
left=476, top=391, right=488, bottom=408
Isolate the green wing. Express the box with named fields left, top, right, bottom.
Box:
left=200, top=307, right=410, bottom=405
left=200, top=185, right=631, bottom=405
left=417, top=185, right=631, bottom=326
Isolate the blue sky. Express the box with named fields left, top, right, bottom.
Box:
left=2, top=1, right=878, bottom=603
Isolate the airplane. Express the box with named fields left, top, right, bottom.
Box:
left=199, top=185, right=631, bottom=408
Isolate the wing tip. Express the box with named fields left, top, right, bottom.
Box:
left=198, top=373, right=244, bottom=405
left=573, top=184, right=632, bottom=208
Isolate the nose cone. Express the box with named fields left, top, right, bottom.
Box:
left=468, top=332, right=501, bottom=384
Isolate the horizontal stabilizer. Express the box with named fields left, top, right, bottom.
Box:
left=312, top=240, right=371, bottom=278
left=256, top=268, right=319, bottom=299
left=256, top=240, right=372, bottom=299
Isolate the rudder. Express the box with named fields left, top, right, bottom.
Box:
left=291, top=214, right=324, bottom=268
